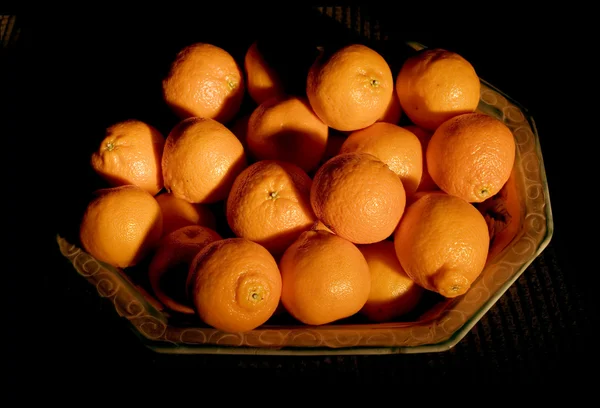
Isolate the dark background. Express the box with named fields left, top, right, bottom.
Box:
left=3, top=5, right=593, bottom=385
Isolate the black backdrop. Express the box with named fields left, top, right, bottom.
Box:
left=3, top=5, right=593, bottom=385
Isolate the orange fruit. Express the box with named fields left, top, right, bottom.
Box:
left=246, top=95, right=328, bottom=173
left=304, top=61, right=400, bottom=140
left=396, top=48, right=480, bottom=131
left=378, top=90, right=402, bottom=125
left=307, top=44, right=394, bottom=131
left=426, top=112, right=516, bottom=203
left=358, top=240, right=424, bottom=322
left=226, top=160, right=316, bottom=255
left=311, top=152, right=406, bottom=244
left=162, top=42, right=245, bottom=124
left=475, top=171, right=522, bottom=261
left=402, top=125, right=439, bottom=192
left=188, top=238, right=282, bottom=333
left=90, top=119, right=165, bottom=195
left=279, top=230, right=371, bottom=325
left=79, top=185, right=163, bottom=268
left=394, top=192, right=490, bottom=298
left=162, top=117, right=247, bottom=204
left=228, top=113, right=250, bottom=150
left=244, top=41, right=285, bottom=105
left=148, top=225, right=222, bottom=314
left=340, top=122, right=423, bottom=196
left=312, top=220, right=334, bottom=234
left=320, top=129, right=347, bottom=165
left=405, top=190, right=432, bottom=206
left=155, top=192, right=217, bottom=236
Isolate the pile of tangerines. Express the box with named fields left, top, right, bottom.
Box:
left=78, top=41, right=516, bottom=333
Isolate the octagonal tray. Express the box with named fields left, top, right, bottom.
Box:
left=56, top=41, right=553, bottom=355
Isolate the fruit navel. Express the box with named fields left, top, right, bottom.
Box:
left=236, top=273, right=268, bottom=310
left=432, top=268, right=471, bottom=298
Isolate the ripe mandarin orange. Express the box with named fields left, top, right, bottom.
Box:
left=79, top=185, right=163, bottom=268
left=312, top=220, right=334, bottom=234
left=402, top=124, right=439, bottom=192
left=162, top=117, right=247, bottom=204
left=228, top=113, right=250, bottom=150
left=162, top=43, right=245, bottom=124
left=244, top=41, right=285, bottom=105
left=475, top=171, right=522, bottom=261
left=246, top=95, right=328, bottom=173
left=155, top=192, right=217, bottom=236
left=226, top=160, right=316, bottom=255
left=319, top=129, right=347, bottom=166
left=90, top=119, right=165, bottom=195
left=148, top=225, right=222, bottom=314
left=358, top=240, right=424, bottom=322
left=426, top=112, right=515, bottom=203
left=188, top=238, right=282, bottom=333
left=311, top=152, right=406, bottom=244
left=279, top=230, right=371, bottom=325
left=396, top=48, right=480, bottom=131
left=394, top=192, right=490, bottom=298
left=340, top=122, right=423, bottom=196
left=378, top=89, right=403, bottom=125
left=307, top=44, right=394, bottom=131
